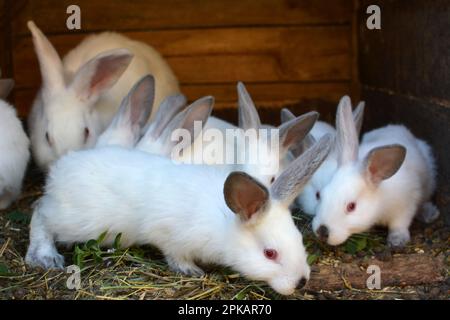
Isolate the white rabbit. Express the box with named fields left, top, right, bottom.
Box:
left=283, top=96, right=365, bottom=215
left=27, top=21, right=180, bottom=171
left=25, top=133, right=333, bottom=295
left=0, top=79, right=30, bottom=209
left=312, top=100, right=438, bottom=247
left=165, top=82, right=318, bottom=187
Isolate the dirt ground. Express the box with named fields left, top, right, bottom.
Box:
left=0, top=169, right=448, bottom=300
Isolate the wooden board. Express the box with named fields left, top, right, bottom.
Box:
left=13, top=26, right=351, bottom=89
left=308, top=253, right=446, bottom=291
left=0, top=0, right=13, bottom=77
left=359, top=0, right=450, bottom=103
left=10, top=0, right=352, bottom=35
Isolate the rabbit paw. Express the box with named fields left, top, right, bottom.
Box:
left=166, top=256, right=204, bottom=276
left=417, top=202, right=440, bottom=224
left=387, top=230, right=410, bottom=248
left=25, top=247, right=65, bottom=270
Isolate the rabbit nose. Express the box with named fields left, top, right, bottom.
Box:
left=317, top=225, right=329, bottom=242
left=296, top=277, right=308, bottom=290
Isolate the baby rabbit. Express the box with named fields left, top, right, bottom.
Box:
left=0, top=79, right=30, bottom=209
left=312, top=100, right=438, bottom=247
left=282, top=96, right=365, bottom=215
left=25, top=131, right=333, bottom=295
left=27, top=21, right=180, bottom=171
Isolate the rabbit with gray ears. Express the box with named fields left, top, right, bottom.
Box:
left=27, top=21, right=179, bottom=171
left=25, top=125, right=333, bottom=295
left=137, top=82, right=318, bottom=188
left=281, top=96, right=365, bottom=215
left=312, top=100, right=438, bottom=247
left=0, top=79, right=30, bottom=209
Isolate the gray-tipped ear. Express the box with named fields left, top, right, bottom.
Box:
left=363, top=144, right=406, bottom=186
left=124, top=74, right=155, bottom=129
left=353, top=101, right=365, bottom=137
left=280, top=108, right=318, bottom=158
left=0, top=79, right=14, bottom=99
left=162, top=96, right=214, bottom=151
left=290, top=134, right=317, bottom=158
left=224, top=171, right=269, bottom=222
left=336, top=95, right=359, bottom=166
left=280, top=108, right=296, bottom=123
left=237, top=82, right=261, bottom=131
left=278, top=111, right=319, bottom=153
left=147, top=93, right=187, bottom=139
left=28, top=21, right=65, bottom=92
left=271, top=134, right=333, bottom=206
left=98, top=75, right=154, bottom=147
left=71, top=48, right=133, bottom=103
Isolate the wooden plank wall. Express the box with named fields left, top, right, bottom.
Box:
left=358, top=0, right=450, bottom=222
left=5, top=0, right=356, bottom=125
left=0, top=0, right=13, bottom=78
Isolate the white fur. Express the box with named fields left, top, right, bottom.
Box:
left=25, top=146, right=312, bottom=295
left=0, top=100, right=30, bottom=209
left=312, top=125, right=438, bottom=247
left=28, top=21, right=179, bottom=171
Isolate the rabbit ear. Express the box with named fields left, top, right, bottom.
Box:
left=362, top=144, right=406, bottom=186
left=146, top=93, right=187, bottom=139
left=70, top=48, right=133, bottom=104
left=162, top=96, right=214, bottom=151
left=117, top=75, right=155, bottom=133
left=98, top=75, right=154, bottom=147
left=278, top=111, right=318, bottom=154
left=336, top=95, right=359, bottom=166
left=353, top=101, right=365, bottom=137
left=290, top=134, right=317, bottom=158
left=224, top=171, right=269, bottom=222
left=280, top=108, right=295, bottom=123
left=271, top=134, right=333, bottom=206
left=27, top=21, right=65, bottom=92
left=237, top=82, right=261, bottom=131
left=0, top=79, right=14, bottom=99
left=280, top=108, right=318, bottom=158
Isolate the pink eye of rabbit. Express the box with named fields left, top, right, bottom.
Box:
left=346, top=202, right=356, bottom=213
left=264, top=249, right=278, bottom=260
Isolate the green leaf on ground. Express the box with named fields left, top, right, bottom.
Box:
left=0, top=263, right=10, bottom=276
left=6, top=211, right=30, bottom=224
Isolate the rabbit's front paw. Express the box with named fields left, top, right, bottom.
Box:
left=387, top=229, right=410, bottom=248
left=25, top=247, right=65, bottom=270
